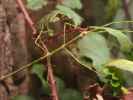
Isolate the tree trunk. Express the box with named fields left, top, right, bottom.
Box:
left=0, top=0, right=30, bottom=99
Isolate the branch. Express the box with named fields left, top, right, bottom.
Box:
left=47, top=56, right=59, bottom=100
left=41, top=41, right=59, bottom=100
left=0, top=29, right=94, bottom=81
left=1, top=20, right=133, bottom=81
left=16, top=0, right=37, bottom=34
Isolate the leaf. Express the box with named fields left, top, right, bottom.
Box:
left=32, top=63, right=44, bottom=79
left=27, top=0, right=47, bottom=10
left=56, top=5, right=83, bottom=26
left=77, top=33, right=110, bottom=68
left=32, top=63, right=50, bottom=95
left=62, top=0, right=82, bottom=9
left=41, top=10, right=61, bottom=24
left=104, top=28, right=132, bottom=51
left=106, top=59, right=133, bottom=86
left=60, top=89, right=83, bottom=100
left=93, top=27, right=132, bottom=51
left=107, top=59, right=133, bottom=73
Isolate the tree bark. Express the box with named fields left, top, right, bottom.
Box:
left=0, top=0, right=30, bottom=99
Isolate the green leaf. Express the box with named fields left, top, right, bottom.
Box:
left=111, top=80, right=121, bottom=88
left=62, top=0, right=82, bottom=9
left=104, top=28, right=132, bottom=51
left=60, top=89, right=83, bottom=100
left=40, top=10, right=61, bottom=24
left=32, top=63, right=44, bottom=79
left=32, top=63, right=50, bottom=95
left=56, top=5, right=83, bottom=26
left=27, top=0, right=47, bottom=10
left=93, top=27, right=132, bottom=51
left=106, top=59, right=133, bottom=86
left=107, top=59, right=133, bottom=73
left=77, top=33, right=110, bottom=68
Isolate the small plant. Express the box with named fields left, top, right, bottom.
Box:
left=1, top=0, right=133, bottom=100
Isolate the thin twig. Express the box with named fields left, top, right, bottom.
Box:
left=41, top=40, right=59, bottom=100
left=16, top=0, right=37, bottom=34
left=1, top=20, right=133, bottom=81
left=47, top=56, right=59, bottom=100
left=0, top=29, right=94, bottom=81
left=103, top=20, right=133, bottom=27
left=64, top=48, right=97, bottom=73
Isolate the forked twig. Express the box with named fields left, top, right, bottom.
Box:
left=16, top=1, right=59, bottom=99
left=41, top=40, right=59, bottom=100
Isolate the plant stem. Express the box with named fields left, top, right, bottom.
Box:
left=1, top=19, right=133, bottom=81
left=47, top=56, right=59, bottom=100
left=16, top=0, right=36, bottom=34
left=0, top=29, right=93, bottom=81
left=41, top=41, right=59, bottom=100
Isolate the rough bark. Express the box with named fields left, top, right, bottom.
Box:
left=0, top=0, right=30, bottom=99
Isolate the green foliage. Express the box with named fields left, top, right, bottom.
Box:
left=32, top=63, right=44, bottom=78
left=42, top=10, right=61, bottom=24
left=77, top=27, right=133, bottom=92
left=56, top=77, right=83, bottom=100
left=93, top=27, right=133, bottom=52
left=62, top=0, right=82, bottom=9
left=103, top=28, right=132, bottom=52
left=77, top=32, right=110, bottom=68
left=124, top=50, right=133, bottom=60
left=105, top=0, right=121, bottom=21
left=12, top=95, right=34, bottom=100
left=32, top=63, right=50, bottom=95
left=55, top=77, right=65, bottom=93
left=25, top=0, right=133, bottom=97
left=106, top=59, right=133, bottom=87
left=27, top=0, right=47, bottom=10
left=60, top=89, right=83, bottom=100
left=31, top=64, right=82, bottom=99
left=103, top=67, right=124, bottom=96
left=38, top=0, right=83, bottom=37
left=56, top=5, right=83, bottom=26
left=107, top=59, right=133, bottom=73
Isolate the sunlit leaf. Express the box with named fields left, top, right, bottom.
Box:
left=40, top=10, right=61, bottom=24
left=56, top=5, right=83, bottom=26
left=107, top=59, right=133, bottom=73
left=62, top=0, right=82, bottom=9
left=27, top=0, right=47, bottom=10
left=106, top=59, right=133, bottom=86
left=77, top=32, right=110, bottom=68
